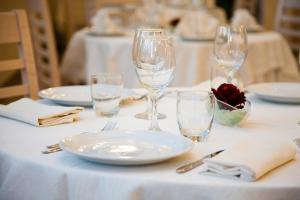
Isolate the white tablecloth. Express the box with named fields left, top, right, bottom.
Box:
left=1, top=84, right=300, bottom=200
left=61, top=30, right=300, bottom=87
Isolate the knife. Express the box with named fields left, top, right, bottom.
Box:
left=176, top=149, right=224, bottom=174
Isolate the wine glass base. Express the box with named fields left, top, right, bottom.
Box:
left=134, top=112, right=166, bottom=120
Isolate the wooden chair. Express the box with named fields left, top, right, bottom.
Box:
left=275, top=0, right=300, bottom=54
left=0, top=10, right=39, bottom=100
left=25, top=0, right=61, bottom=89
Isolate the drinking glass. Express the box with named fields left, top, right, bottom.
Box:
left=132, top=28, right=167, bottom=120
left=135, top=36, right=175, bottom=131
left=91, top=73, right=123, bottom=117
left=177, top=91, right=215, bottom=142
left=213, top=25, right=247, bottom=84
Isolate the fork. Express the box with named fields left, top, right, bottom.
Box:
left=42, top=121, right=118, bottom=154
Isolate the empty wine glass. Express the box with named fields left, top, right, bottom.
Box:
left=132, top=28, right=167, bottom=120
left=135, top=36, right=175, bottom=131
left=213, top=25, right=248, bottom=83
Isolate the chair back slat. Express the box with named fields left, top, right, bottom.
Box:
left=0, top=59, right=24, bottom=71
left=0, top=85, right=29, bottom=99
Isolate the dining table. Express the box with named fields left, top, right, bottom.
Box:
left=61, top=30, right=300, bottom=87
left=1, top=82, right=300, bottom=200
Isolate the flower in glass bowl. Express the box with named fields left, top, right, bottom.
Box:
left=212, top=83, right=251, bottom=126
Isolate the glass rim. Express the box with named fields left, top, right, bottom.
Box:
left=177, top=90, right=214, bottom=98
left=91, top=73, right=123, bottom=79
left=216, top=98, right=250, bottom=110
left=135, top=28, right=165, bottom=32
left=216, top=25, right=247, bottom=32
left=139, top=36, right=173, bottom=41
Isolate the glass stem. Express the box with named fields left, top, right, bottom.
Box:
left=227, top=70, right=235, bottom=84
left=147, top=95, right=152, bottom=119
left=149, top=92, right=161, bottom=131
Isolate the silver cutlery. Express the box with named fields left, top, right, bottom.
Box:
left=41, top=147, right=62, bottom=154
left=176, top=149, right=224, bottom=174
left=46, top=143, right=60, bottom=149
left=42, top=121, right=118, bottom=154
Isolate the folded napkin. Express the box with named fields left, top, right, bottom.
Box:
left=91, top=9, right=120, bottom=33
left=0, top=98, right=84, bottom=126
left=176, top=10, right=219, bottom=39
left=231, top=9, right=261, bottom=31
left=199, top=138, right=296, bottom=181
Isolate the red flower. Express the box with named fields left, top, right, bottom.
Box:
left=212, top=83, right=246, bottom=110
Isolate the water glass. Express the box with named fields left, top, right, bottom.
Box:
left=91, top=73, right=123, bottom=117
left=177, top=91, right=215, bottom=142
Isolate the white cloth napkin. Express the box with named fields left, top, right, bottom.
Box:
left=231, top=8, right=261, bottom=31
left=199, top=138, right=296, bottom=181
left=91, top=9, right=120, bottom=33
left=0, top=98, right=84, bottom=126
left=176, top=10, right=219, bottom=39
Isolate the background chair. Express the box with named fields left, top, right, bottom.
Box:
left=275, top=0, right=300, bottom=55
left=25, top=0, right=61, bottom=89
left=0, top=10, right=39, bottom=100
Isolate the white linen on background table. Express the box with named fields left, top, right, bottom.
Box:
left=61, top=31, right=300, bottom=87
left=1, top=84, right=300, bottom=200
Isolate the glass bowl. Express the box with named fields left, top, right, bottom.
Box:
left=214, top=99, right=251, bottom=126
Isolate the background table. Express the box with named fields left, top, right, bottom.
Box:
left=1, top=84, right=300, bottom=200
left=61, top=30, right=300, bottom=87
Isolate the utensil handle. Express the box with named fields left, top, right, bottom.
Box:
left=176, top=159, right=203, bottom=174
left=176, top=149, right=224, bottom=173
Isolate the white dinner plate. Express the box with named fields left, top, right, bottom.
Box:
left=60, top=131, right=193, bottom=165
left=39, top=86, right=145, bottom=106
left=247, top=82, right=300, bottom=103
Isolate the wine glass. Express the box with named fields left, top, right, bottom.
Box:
left=132, top=28, right=167, bottom=120
left=135, top=36, right=175, bottom=131
left=213, top=25, right=248, bottom=83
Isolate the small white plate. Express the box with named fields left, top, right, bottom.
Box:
left=60, top=131, right=193, bottom=165
left=247, top=82, right=300, bottom=103
left=39, top=86, right=144, bottom=106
